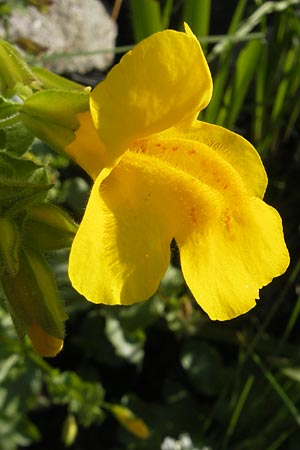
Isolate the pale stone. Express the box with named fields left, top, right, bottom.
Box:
left=0, top=0, right=117, bottom=73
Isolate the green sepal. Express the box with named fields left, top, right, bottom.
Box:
left=0, top=39, right=41, bottom=97
left=1, top=246, right=68, bottom=340
left=20, top=89, right=90, bottom=153
left=0, top=152, right=52, bottom=216
left=0, top=216, right=21, bottom=276
left=24, top=203, right=78, bottom=251
left=0, top=97, right=34, bottom=155
left=32, top=66, right=88, bottom=91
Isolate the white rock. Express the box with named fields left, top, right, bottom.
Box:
left=0, top=0, right=117, bottom=73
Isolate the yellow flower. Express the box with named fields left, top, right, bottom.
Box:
left=65, top=25, right=289, bottom=319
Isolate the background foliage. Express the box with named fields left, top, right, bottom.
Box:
left=0, top=0, right=300, bottom=449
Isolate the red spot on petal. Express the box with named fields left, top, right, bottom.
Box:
left=224, top=212, right=235, bottom=240
left=189, top=207, right=197, bottom=225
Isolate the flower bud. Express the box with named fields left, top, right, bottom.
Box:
left=0, top=216, right=20, bottom=276
left=61, top=414, right=78, bottom=447
left=109, top=404, right=150, bottom=439
left=0, top=39, right=40, bottom=96
left=24, top=203, right=77, bottom=251
left=21, top=90, right=106, bottom=178
left=20, top=89, right=90, bottom=153
left=1, top=246, right=67, bottom=357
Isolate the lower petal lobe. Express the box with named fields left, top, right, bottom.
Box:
left=179, top=197, right=289, bottom=320
left=69, top=135, right=288, bottom=315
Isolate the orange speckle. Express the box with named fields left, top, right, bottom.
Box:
left=188, top=148, right=196, bottom=155
left=224, top=213, right=235, bottom=240
left=189, top=207, right=197, bottom=224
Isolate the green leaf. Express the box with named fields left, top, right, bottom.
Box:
left=0, top=152, right=51, bottom=215
left=47, top=371, right=105, bottom=427
left=0, top=97, right=34, bottom=155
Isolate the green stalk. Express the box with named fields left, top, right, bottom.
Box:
left=253, top=353, right=300, bottom=425
left=129, top=0, right=163, bottom=42
left=222, top=375, right=255, bottom=447
left=182, top=0, right=211, bottom=52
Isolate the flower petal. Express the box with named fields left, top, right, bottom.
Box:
left=90, top=27, right=212, bottom=166
left=187, top=121, right=268, bottom=198
left=131, top=134, right=288, bottom=319
left=68, top=158, right=172, bottom=304
left=68, top=148, right=220, bottom=305
left=69, top=135, right=288, bottom=313
left=160, top=120, right=268, bottom=198
left=178, top=197, right=289, bottom=320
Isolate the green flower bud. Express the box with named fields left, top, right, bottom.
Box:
left=24, top=203, right=78, bottom=251
left=109, top=404, right=150, bottom=439
left=1, top=246, right=67, bottom=357
left=20, top=89, right=90, bottom=153
left=0, top=39, right=41, bottom=97
left=62, top=414, right=78, bottom=447
left=0, top=216, right=20, bottom=276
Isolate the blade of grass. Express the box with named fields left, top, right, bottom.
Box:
left=33, top=45, right=134, bottom=64
left=129, top=0, right=163, bottom=42
left=284, top=95, right=300, bottom=141
left=270, top=48, right=297, bottom=123
left=222, top=375, right=255, bottom=448
left=265, top=429, right=296, bottom=450
left=208, top=0, right=299, bottom=62
left=218, top=39, right=263, bottom=128
left=182, top=0, right=211, bottom=52
left=161, top=0, right=173, bottom=29
left=252, top=353, right=300, bottom=426
left=279, top=294, right=300, bottom=348
left=203, top=0, right=248, bottom=124
left=254, top=44, right=268, bottom=146
left=241, top=258, right=300, bottom=364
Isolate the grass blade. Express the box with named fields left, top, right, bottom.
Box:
left=182, top=0, right=211, bottom=52
left=129, top=0, right=163, bottom=42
